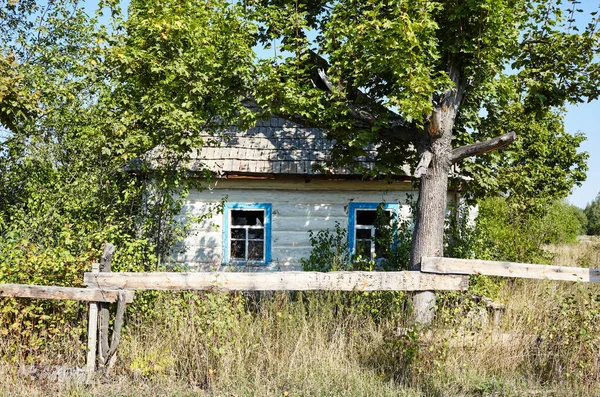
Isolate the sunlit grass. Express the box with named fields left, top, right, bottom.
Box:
left=2, top=239, right=600, bottom=396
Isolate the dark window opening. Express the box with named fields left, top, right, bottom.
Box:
left=230, top=209, right=265, bottom=261
left=354, top=209, right=393, bottom=260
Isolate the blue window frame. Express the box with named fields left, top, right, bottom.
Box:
left=223, top=203, right=272, bottom=264
left=348, top=202, right=399, bottom=259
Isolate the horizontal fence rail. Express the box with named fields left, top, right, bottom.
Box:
left=0, top=283, right=135, bottom=303
left=84, top=271, right=469, bottom=292
left=422, top=257, right=600, bottom=282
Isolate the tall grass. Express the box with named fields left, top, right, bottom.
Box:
left=546, top=236, right=600, bottom=267
left=2, top=239, right=600, bottom=395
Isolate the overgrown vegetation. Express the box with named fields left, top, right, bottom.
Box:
left=1, top=0, right=600, bottom=394
left=0, top=0, right=249, bottom=350
left=3, top=254, right=600, bottom=396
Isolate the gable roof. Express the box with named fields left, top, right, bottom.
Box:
left=187, top=115, right=393, bottom=177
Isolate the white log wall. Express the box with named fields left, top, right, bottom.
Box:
left=169, top=179, right=427, bottom=270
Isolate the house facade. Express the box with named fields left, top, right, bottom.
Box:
left=170, top=115, right=454, bottom=271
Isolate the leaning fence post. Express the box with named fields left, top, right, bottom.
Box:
left=98, top=243, right=115, bottom=367
left=86, top=262, right=100, bottom=380
left=105, top=290, right=127, bottom=371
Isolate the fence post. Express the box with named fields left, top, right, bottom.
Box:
left=86, top=262, right=100, bottom=380
left=98, top=243, right=114, bottom=367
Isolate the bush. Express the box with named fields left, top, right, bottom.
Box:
left=472, top=197, right=586, bottom=265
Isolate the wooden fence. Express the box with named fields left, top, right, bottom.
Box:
left=421, top=257, right=600, bottom=282
left=3, top=248, right=600, bottom=382
left=83, top=270, right=468, bottom=291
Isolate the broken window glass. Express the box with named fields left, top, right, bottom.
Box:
left=230, top=209, right=266, bottom=261
left=354, top=208, right=393, bottom=260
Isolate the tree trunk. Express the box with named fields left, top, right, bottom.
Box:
left=409, top=60, right=464, bottom=324
left=410, top=143, right=451, bottom=324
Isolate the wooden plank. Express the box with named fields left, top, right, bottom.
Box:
left=98, top=243, right=115, bottom=367
left=272, top=231, right=313, bottom=247
left=189, top=178, right=414, bottom=192
left=84, top=271, right=468, bottom=291
left=86, top=263, right=100, bottom=380
left=271, top=215, right=347, bottom=232
left=421, top=257, right=600, bottom=282
left=272, top=247, right=314, bottom=262
left=104, top=291, right=127, bottom=370
left=0, top=283, right=134, bottom=303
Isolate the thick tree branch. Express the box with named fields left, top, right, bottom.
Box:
left=313, top=63, right=421, bottom=142
left=317, top=68, right=334, bottom=92
left=450, top=131, right=517, bottom=163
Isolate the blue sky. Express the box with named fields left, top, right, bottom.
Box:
left=566, top=100, right=600, bottom=208
left=563, top=1, right=600, bottom=208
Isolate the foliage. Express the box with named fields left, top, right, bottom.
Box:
left=127, top=291, right=250, bottom=378
left=584, top=192, right=600, bottom=235
left=110, top=0, right=257, bottom=158
left=474, top=197, right=552, bottom=264
left=543, top=200, right=588, bottom=243
left=249, top=0, right=597, bottom=181
left=0, top=1, right=131, bottom=355
left=444, top=201, right=477, bottom=260
left=302, top=204, right=413, bottom=272
left=463, top=105, right=588, bottom=206
left=0, top=0, right=243, bottom=353
left=301, top=222, right=350, bottom=272
left=534, top=286, right=600, bottom=386
left=442, top=196, right=586, bottom=299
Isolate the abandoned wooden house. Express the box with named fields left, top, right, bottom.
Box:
left=168, top=115, right=462, bottom=271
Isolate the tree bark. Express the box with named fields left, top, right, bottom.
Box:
left=409, top=57, right=465, bottom=325
left=410, top=145, right=451, bottom=324
left=450, top=132, right=516, bottom=163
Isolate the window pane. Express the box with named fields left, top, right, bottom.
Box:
left=248, top=229, right=264, bottom=240
left=232, top=210, right=264, bottom=226
left=356, top=240, right=372, bottom=257
left=231, top=228, right=245, bottom=239
left=248, top=241, right=264, bottom=260
left=231, top=240, right=246, bottom=259
left=356, top=210, right=377, bottom=225
left=356, top=229, right=372, bottom=239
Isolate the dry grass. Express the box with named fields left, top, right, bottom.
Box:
left=2, top=239, right=600, bottom=396
left=546, top=236, right=600, bottom=267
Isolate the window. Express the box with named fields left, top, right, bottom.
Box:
left=348, top=202, right=399, bottom=260
left=223, top=203, right=272, bottom=264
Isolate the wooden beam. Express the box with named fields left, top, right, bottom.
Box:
left=84, top=271, right=468, bottom=291
left=421, top=257, right=600, bottom=282
left=86, top=262, right=100, bottom=381
left=104, top=291, right=127, bottom=368
left=0, top=283, right=134, bottom=303
left=98, top=243, right=115, bottom=367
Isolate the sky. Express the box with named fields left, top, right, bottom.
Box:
left=565, top=99, right=600, bottom=208
left=79, top=0, right=599, bottom=207
left=563, top=1, right=600, bottom=208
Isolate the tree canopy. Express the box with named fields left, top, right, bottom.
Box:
left=247, top=0, right=598, bottom=322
